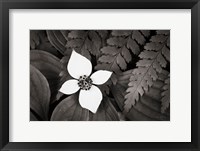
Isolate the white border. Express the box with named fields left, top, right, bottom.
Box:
left=9, top=9, right=191, bottom=142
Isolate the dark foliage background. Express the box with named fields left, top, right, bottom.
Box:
left=30, top=30, right=170, bottom=121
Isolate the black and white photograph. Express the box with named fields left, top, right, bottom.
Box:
left=30, top=30, right=170, bottom=121
left=2, top=0, right=200, bottom=150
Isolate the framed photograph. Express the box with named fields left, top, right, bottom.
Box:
left=0, top=0, right=199, bottom=150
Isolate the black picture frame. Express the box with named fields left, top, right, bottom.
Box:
left=0, top=0, right=199, bottom=150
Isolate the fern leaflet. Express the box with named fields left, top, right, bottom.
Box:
left=124, top=30, right=170, bottom=112
left=95, top=30, right=150, bottom=73
left=66, top=30, right=102, bottom=60
left=161, top=74, right=170, bottom=113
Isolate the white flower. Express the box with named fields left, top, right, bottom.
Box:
left=59, top=50, right=112, bottom=113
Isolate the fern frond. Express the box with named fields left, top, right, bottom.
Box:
left=161, top=74, right=170, bottom=113
left=66, top=30, right=102, bottom=60
left=111, top=69, right=170, bottom=121
left=95, top=30, right=150, bottom=73
left=124, top=30, right=170, bottom=112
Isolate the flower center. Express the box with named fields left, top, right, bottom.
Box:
left=78, top=75, right=93, bottom=90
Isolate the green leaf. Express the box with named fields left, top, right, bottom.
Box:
left=89, top=97, right=119, bottom=121
left=51, top=94, right=89, bottom=121
left=30, top=65, right=50, bottom=120
left=30, top=50, right=66, bottom=103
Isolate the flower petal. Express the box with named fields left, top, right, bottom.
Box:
left=90, top=70, right=112, bottom=85
left=67, top=50, right=92, bottom=79
left=79, top=85, right=102, bottom=113
left=59, top=79, right=80, bottom=95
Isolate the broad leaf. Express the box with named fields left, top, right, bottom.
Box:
left=89, top=97, right=119, bottom=121
left=30, top=65, right=50, bottom=120
left=30, top=50, right=66, bottom=103
left=30, top=111, right=39, bottom=121
left=51, top=94, right=89, bottom=121
left=30, top=30, right=40, bottom=49
left=34, top=42, right=63, bottom=59
left=46, top=30, right=69, bottom=55
left=30, top=30, right=62, bottom=58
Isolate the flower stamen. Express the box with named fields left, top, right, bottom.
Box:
left=78, top=75, right=93, bottom=90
